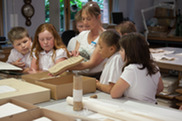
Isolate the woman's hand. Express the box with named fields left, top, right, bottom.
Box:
left=69, top=50, right=80, bottom=56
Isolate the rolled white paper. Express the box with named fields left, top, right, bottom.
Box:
left=66, top=96, right=160, bottom=121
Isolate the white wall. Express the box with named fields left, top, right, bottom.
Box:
left=112, top=0, right=182, bottom=33
left=4, top=0, right=45, bottom=39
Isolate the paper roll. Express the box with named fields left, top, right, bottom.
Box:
left=73, top=75, right=83, bottom=111
left=66, top=96, right=161, bottom=121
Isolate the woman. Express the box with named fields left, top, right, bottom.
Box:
left=69, top=1, right=106, bottom=79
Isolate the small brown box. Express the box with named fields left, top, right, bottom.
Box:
left=22, top=72, right=96, bottom=100
left=155, top=7, right=174, bottom=18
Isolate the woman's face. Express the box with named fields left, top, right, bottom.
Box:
left=120, top=47, right=125, bottom=62
left=38, top=30, right=54, bottom=53
left=82, top=10, right=99, bottom=30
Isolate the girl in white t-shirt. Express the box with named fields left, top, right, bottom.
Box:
left=29, top=23, right=69, bottom=73
left=110, top=33, right=164, bottom=104
left=96, top=30, right=124, bottom=93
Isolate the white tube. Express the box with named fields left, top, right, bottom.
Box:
left=66, top=96, right=160, bottom=121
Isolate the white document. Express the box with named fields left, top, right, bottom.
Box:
left=0, top=61, right=22, bottom=71
left=0, top=85, right=16, bottom=94
left=33, top=117, right=52, bottom=121
left=176, top=53, right=182, bottom=56
left=0, top=102, right=27, bottom=118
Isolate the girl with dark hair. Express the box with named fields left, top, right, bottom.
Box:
left=110, top=32, right=163, bottom=104
left=96, top=30, right=123, bottom=93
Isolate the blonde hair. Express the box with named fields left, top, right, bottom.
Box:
left=31, top=23, right=69, bottom=70
left=8, top=26, right=29, bottom=44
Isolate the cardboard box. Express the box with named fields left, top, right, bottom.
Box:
left=0, top=99, right=92, bottom=121
left=22, top=72, right=96, bottom=100
left=0, top=78, right=50, bottom=104
left=0, top=98, right=38, bottom=119
left=155, top=7, right=174, bottom=18
left=0, top=108, right=93, bottom=121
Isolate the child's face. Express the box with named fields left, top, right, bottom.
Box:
left=76, top=21, right=86, bottom=33
left=119, top=47, right=125, bottom=62
left=13, top=37, right=31, bottom=55
left=98, top=38, right=114, bottom=58
left=38, top=30, right=54, bottom=53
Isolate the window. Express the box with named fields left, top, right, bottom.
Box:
left=45, top=0, right=108, bottom=32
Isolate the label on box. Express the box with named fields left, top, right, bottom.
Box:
left=73, top=89, right=83, bottom=102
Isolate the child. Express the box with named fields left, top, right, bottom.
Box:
left=67, top=10, right=86, bottom=51
left=96, top=30, right=123, bottom=93
left=30, top=23, right=69, bottom=73
left=110, top=32, right=164, bottom=104
left=115, top=21, right=137, bottom=36
left=7, top=26, right=32, bottom=72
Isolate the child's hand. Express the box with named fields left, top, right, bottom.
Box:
left=28, top=68, right=37, bottom=74
left=96, top=80, right=100, bottom=89
left=11, top=58, right=25, bottom=68
left=23, top=67, right=31, bottom=73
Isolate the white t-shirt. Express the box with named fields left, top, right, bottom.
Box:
left=67, top=35, right=78, bottom=51
left=121, top=64, right=161, bottom=104
left=32, top=48, right=67, bottom=71
left=6, top=48, right=31, bottom=68
left=77, top=30, right=106, bottom=74
left=100, top=52, right=123, bottom=84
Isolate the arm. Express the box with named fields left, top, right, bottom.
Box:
left=110, top=78, right=130, bottom=98
left=156, top=77, right=164, bottom=94
left=70, top=45, right=104, bottom=70
left=30, top=57, right=39, bottom=72
left=96, top=81, right=115, bottom=94
left=10, top=58, right=25, bottom=68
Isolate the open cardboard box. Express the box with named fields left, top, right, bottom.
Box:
left=0, top=98, right=38, bottom=119
left=22, top=71, right=96, bottom=100
left=0, top=99, right=93, bottom=121
left=0, top=78, right=50, bottom=104
left=0, top=108, right=93, bottom=121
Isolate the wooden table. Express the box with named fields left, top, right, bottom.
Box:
left=152, top=47, right=182, bottom=71
left=151, top=47, right=182, bottom=81
left=148, top=36, right=182, bottom=47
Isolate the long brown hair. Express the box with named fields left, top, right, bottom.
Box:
left=31, top=23, right=69, bottom=69
left=119, top=32, right=159, bottom=75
